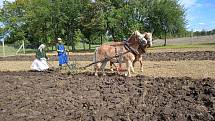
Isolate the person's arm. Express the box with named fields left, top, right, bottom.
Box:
left=56, top=44, right=64, bottom=53
left=56, top=44, right=59, bottom=52
left=44, top=51, right=48, bottom=59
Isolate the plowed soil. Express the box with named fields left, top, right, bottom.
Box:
left=1, top=51, right=215, bottom=61
left=0, top=71, right=214, bottom=121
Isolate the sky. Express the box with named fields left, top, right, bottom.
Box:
left=0, top=0, right=215, bottom=32
left=180, top=0, right=215, bottom=31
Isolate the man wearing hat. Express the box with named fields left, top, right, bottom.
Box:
left=56, top=38, right=68, bottom=67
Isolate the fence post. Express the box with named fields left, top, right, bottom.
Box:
left=16, top=40, right=25, bottom=55
left=190, top=29, right=193, bottom=45
left=22, top=40, right=25, bottom=54
left=2, top=41, right=5, bottom=57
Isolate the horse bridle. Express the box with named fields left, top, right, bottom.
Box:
left=133, top=33, right=149, bottom=53
left=145, top=35, right=153, bottom=48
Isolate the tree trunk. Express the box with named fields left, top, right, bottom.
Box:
left=88, top=38, right=91, bottom=50
left=100, top=35, right=103, bottom=45
left=69, top=29, right=75, bottom=52
left=164, top=31, right=167, bottom=46
left=83, top=39, right=86, bottom=51
left=72, top=40, right=75, bottom=51
left=111, top=27, right=115, bottom=40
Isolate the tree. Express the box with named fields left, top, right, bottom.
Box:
left=78, top=0, right=107, bottom=50
left=0, top=0, right=187, bottom=50
left=0, top=0, right=27, bottom=44
left=146, top=0, right=186, bottom=46
left=73, top=29, right=84, bottom=50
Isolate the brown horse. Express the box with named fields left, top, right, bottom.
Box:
left=110, top=32, right=153, bottom=72
left=93, top=31, right=148, bottom=77
left=133, top=32, right=153, bottom=72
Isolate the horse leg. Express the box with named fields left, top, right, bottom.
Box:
left=133, top=59, right=137, bottom=67
left=140, top=60, right=143, bottom=72
left=94, top=63, right=101, bottom=76
left=93, top=47, right=100, bottom=76
left=110, top=61, right=114, bottom=71
left=125, top=60, right=133, bottom=77
left=132, top=59, right=137, bottom=73
left=101, top=61, right=108, bottom=76
left=110, top=61, right=120, bottom=72
left=133, top=54, right=141, bottom=73
left=131, top=63, right=135, bottom=73
left=139, top=56, right=143, bottom=72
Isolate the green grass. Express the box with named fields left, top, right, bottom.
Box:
left=152, top=43, right=215, bottom=49
left=0, top=45, right=17, bottom=56
left=1, top=42, right=214, bottom=57
left=47, top=42, right=101, bottom=52
left=0, top=45, right=36, bottom=56
left=39, top=41, right=107, bottom=52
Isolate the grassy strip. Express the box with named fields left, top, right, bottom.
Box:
left=151, top=43, right=215, bottom=49
left=1, top=42, right=215, bottom=56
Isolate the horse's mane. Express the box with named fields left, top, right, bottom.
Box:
left=134, top=31, right=142, bottom=36
left=127, top=30, right=144, bottom=42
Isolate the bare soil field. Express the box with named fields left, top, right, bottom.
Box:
left=0, top=46, right=215, bottom=120
left=0, top=49, right=215, bottom=78
left=0, top=60, right=215, bottom=79
left=0, top=71, right=214, bottom=121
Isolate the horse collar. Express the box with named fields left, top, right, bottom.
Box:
left=124, top=41, right=139, bottom=55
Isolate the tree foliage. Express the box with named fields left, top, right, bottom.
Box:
left=0, top=0, right=187, bottom=49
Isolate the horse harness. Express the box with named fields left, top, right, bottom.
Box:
left=123, top=41, right=139, bottom=56
left=113, top=46, right=122, bottom=63
left=83, top=31, right=150, bottom=69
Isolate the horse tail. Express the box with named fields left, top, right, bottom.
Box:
left=93, top=47, right=100, bottom=72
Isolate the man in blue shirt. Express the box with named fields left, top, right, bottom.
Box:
left=56, top=38, right=68, bottom=67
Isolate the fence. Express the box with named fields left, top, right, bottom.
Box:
left=0, top=40, right=29, bottom=57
